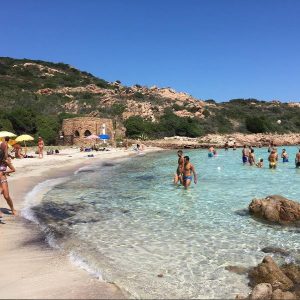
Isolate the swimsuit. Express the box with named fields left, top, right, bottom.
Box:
left=208, top=152, right=213, bottom=158
left=183, top=175, right=192, bottom=181
left=269, top=161, right=277, bottom=169
left=242, top=156, right=248, bottom=163
left=283, top=158, right=289, bottom=163
left=0, top=178, right=7, bottom=184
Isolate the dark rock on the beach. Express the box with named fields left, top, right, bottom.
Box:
left=249, top=283, right=272, bottom=300
left=248, top=256, right=294, bottom=291
left=261, top=247, right=290, bottom=257
left=135, top=175, right=155, bottom=181
left=248, top=195, right=300, bottom=226
left=77, top=169, right=95, bottom=173
left=157, top=273, right=163, bottom=278
left=235, top=209, right=249, bottom=217
left=225, top=265, right=249, bottom=275
left=102, top=162, right=115, bottom=167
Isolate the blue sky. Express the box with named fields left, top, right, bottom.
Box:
left=1, top=0, right=300, bottom=102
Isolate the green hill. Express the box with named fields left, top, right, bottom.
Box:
left=0, top=57, right=300, bottom=144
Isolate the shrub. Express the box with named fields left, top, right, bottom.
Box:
left=245, top=116, right=270, bottom=133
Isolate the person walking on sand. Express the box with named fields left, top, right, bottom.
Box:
left=268, top=149, right=278, bottom=169
left=0, top=154, right=17, bottom=216
left=182, top=156, right=197, bottom=189
left=38, top=137, right=44, bottom=159
left=281, top=149, right=289, bottom=163
left=295, top=149, right=300, bottom=168
left=174, top=150, right=184, bottom=185
left=242, top=145, right=249, bottom=164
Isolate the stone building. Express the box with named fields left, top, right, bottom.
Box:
left=60, top=117, right=124, bottom=146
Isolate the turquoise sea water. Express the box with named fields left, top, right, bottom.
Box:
left=25, top=147, right=300, bottom=299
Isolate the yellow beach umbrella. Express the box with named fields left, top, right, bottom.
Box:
left=0, top=131, right=16, bottom=138
left=15, top=134, right=34, bottom=142
left=15, top=134, right=34, bottom=155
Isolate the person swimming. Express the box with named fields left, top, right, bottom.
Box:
left=268, top=149, right=278, bottom=169
left=182, top=156, right=197, bottom=189
left=281, top=149, right=289, bottom=163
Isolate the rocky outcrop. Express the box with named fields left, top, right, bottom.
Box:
left=249, top=195, right=300, bottom=226
left=248, top=256, right=294, bottom=291
left=198, top=133, right=300, bottom=147
left=244, top=257, right=299, bottom=300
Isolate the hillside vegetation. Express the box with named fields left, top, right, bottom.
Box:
left=0, top=57, right=300, bottom=144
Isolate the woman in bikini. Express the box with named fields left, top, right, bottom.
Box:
left=38, top=137, right=44, bottom=159
left=268, top=149, right=278, bottom=169
left=0, top=157, right=17, bottom=215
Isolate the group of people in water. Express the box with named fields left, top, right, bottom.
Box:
left=242, top=144, right=300, bottom=169
left=174, top=143, right=300, bottom=188
left=174, top=150, right=197, bottom=188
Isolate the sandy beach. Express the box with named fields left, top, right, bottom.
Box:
left=0, top=146, right=161, bottom=299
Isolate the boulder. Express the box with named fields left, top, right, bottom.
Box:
left=248, top=256, right=294, bottom=291
left=249, top=283, right=272, bottom=300
left=249, top=195, right=300, bottom=226
left=280, top=264, right=300, bottom=284
left=271, top=289, right=297, bottom=300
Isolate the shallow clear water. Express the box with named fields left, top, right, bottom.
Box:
left=27, top=147, right=300, bottom=298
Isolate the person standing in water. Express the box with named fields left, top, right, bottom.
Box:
left=182, top=156, right=197, bottom=189
left=268, top=149, right=278, bottom=169
left=233, top=142, right=237, bottom=150
left=248, top=149, right=256, bottom=166
left=281, top=149, right=289, bottom=163
left=242, top=145, right=249, bottom=164
left=174, top=150, right=184, bottom=184
left=224, top=142, right=229, bottom=151
left=208, top=146, right=214, bottom=157
left=295, top=149, right=300, bottom=168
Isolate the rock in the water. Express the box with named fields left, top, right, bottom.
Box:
left=261, top=247, right=290, bottom=257
left=248, top=256, right=294, bottom=291
left=271, top=289, right=297, bottom=300
left=249, top=195, right=300, bottom=225
left=280, top=264, right=300, bottom=284
left=249, top=283, right=272, bottom=300
left=225, top=265, right=249, bottom=275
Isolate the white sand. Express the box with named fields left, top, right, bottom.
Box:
left=0, top=146, right=162, bottom=299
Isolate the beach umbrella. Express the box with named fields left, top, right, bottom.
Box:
left=0, top=131, right=16, bottom=138
left=15, top=134, right=34, bottom=154
left=15, top=134, right=34, bottom=142
left=85, top=134, right=100, bottom=140
left=99, top=134, right=110, bottom=140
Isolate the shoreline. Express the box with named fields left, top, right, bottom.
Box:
left=0, top=146, right=162, bottom=299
